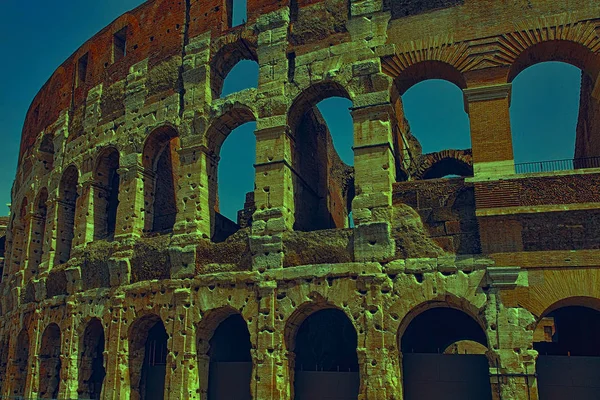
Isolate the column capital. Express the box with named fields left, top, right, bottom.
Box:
left=464, top=83, right=512, bottom=104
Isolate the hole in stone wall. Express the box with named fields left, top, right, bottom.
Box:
left=220, top=60, right=259, bottom=98
left=94, top=147, right=120, bottom=241
left=78, top=318, right=106, bottom=399
left=129, top=316, right=168, bottom=400
left=291, top=309, right=359, bottom=399
left=77, top=53, right=89, bottom=88
left=206, top=314, right=252, bottom=399
left=113, top=26, right=127, bottom=63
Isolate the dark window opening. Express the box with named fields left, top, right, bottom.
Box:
left=289, top=87, right=354, bottom=232
left=129, top=316, right=168, bottom=400
left=535, top=306, right=600, bottom=400
left=207, top=314, right=252, bottom=400
left=401, top=307, right=491, bottom=400
left=288, top=52, right=296, bottom=82
left=78, top=319, right=106, bottom=400
left=13, top=330, right=29, bottom=397
left=94, top=149, right=120, bottom=241
left=140, top=321, right=168, bottom=399
left=113, top=27, right=127, bottom=63
left=290, top=0, right=298, bottom=22
left=33, top=105, right=40, bottom=123
left=210, top=40, right=258, bottom=99
left=219, top=60, right=259, bottom=98
left=56, top=166, right=79, bottom=264
left=212, top=121, right=256, bottom=243
left=77, top=53, right=89, bottom=88
left=142, top=128, right=179, bottom=234
left=291, top=309, right=359, bottom=400
left=39, top=324, right=61, bottom=399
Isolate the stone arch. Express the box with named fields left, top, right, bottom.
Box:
left=533, top=296, right=600, bottom=399
left=27, top=187, right=48, bottom=280
left=287, top=82, right=355, bottom=232
left=12, top=329, right=29, bottom=397
left=399, top=302, right=492, bottom=400
left=78, top=317, right=106, bottom=399
left=142, top=126, right=180, bottom=233
left=284, top=302, right=360, bottom=400
left=210, top=38, right=258, bottom=99
left=204, top=105, right=257, bottom=241
left=412, top=149, right=473, bottom=180
left=11, top=197, right=29, bottom=273
left=128, top=313, right=168, bottom=400
left=196, top=306, right=252, bottom=400
left=39, top=323, right=62, bottom=399
left=56, top=165, right=79, bottom=265
left=93, top=146, right=120, bottom=241
left=507, top=39, right=600, bottom=83
left=392, top=60, right=468, bottom=97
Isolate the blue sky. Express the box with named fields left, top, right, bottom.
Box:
left=0, top=0, right=583, bottom=221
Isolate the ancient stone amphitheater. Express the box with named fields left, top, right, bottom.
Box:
left=1, top=0, right=600, bottom=399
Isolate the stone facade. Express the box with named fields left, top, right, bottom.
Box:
left=1, top=0, right=600, bottom=399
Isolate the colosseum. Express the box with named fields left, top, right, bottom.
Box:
left=1, top=0, right=600, bottom=399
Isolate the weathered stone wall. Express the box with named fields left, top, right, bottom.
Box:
left=1, top=0, right=600, bottom=399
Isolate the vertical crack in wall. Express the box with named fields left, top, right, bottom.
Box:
left=178, top=0, right=192, bottom=118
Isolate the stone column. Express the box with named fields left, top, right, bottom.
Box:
left=24, top=317, right=42, bottom=398
left=173, top=146, right=211, bottom=238
left=463, top=83, right=515, bottom=178
left=58, top=310, right=79, bottom=399
left=251, top=125, right=294, bottom=270
left=252, top=281, right=290, bottom=400
left=114, top=159, right=147, bottom=240
left=72, top=176, right=95, bottom=249
left=486, top=292, right=539, bottom=400
left=103, top=301, right=131, bottom=399
left=41, top=191, right=59, bottom=273
left=359, top=274, right=402, bottom=399
left=165, top=288, right=200, bottom=399
left=351, top=103, right=396, bottom=262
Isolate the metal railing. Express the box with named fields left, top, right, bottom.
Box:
left=515, top=156, right=600, bottom=174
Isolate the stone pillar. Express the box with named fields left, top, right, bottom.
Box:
left=464, top=83, right=515, bottom=178
left=72, top=176, right=95, bottom=249
left=197, top=352, right=210, bottom=400
left=103, top=301, right=130, bottom=399
left=173, top=146, right=211, bottom=238
left=25, top=317, right=42, bottom=399
left=359, top=274, right=402, bottom=399
left=351, top=103, right=396, bottom=262
left=165, top=288, right=200, bottom=399
left=251, top=125, right=294, bottom=270
left=19, top=211, right=34, bottom=280
left=58, top=311, right=79, bottom=399
left=41, top=191, right=59, bottom=273
left=114, top=160, right=147, bottom=240
left=252, top=281, right=290, bottom=400
left=486, top=292, right=539, bottom=400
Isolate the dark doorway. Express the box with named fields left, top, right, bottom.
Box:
left=291, top=309, right=359, bottom=400
left=535, top=306, right=600, bottom=399
left=94, top=148, right=120, bottom=240
left=78, top=318, right=106, bottom=399
left=207, top=314, right=252, bottom=400
left=401, top=307, right=492, bottom=400
left=129, top=316, right=168, bottom=400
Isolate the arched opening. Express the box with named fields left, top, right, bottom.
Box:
left=56, top=165, right=79, bottom=264
left=206, top=108, right=256, bottom=242
left=400, top=306, right=492, bottom=400
left=94, top=147, right=120, bottom=241
left=129, top=315, right=168, bottom=400
left=211, top=40, right=258, bottom=99
left=220, top=60, right=259, bottom=98
left=39, top=134, right=54, bottom=172
left=534, top=302, right=600, bottom=399
left=288, top=83, right=355, bottom=231
left=142, top=127, right=179, bottom=234
left=511, top=62, right=588, bottom=173
left=13, top=197, right=28, bottom=272
left=13, top=329, right=29, bottom=397
left=420, top=156, right=473, bottom=180
left=39, top=323, right=61, bottom=399
left=27, top=188, right=48, bottom=280
left=392, top=62, right=471, bottom=180
left=200, top=313, right=252, bottom=400
left=226, top=0, right=246, bottom=28
left=78, top=318, right=106, bottom=400
left=287, top=308, right=359, bottom=400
